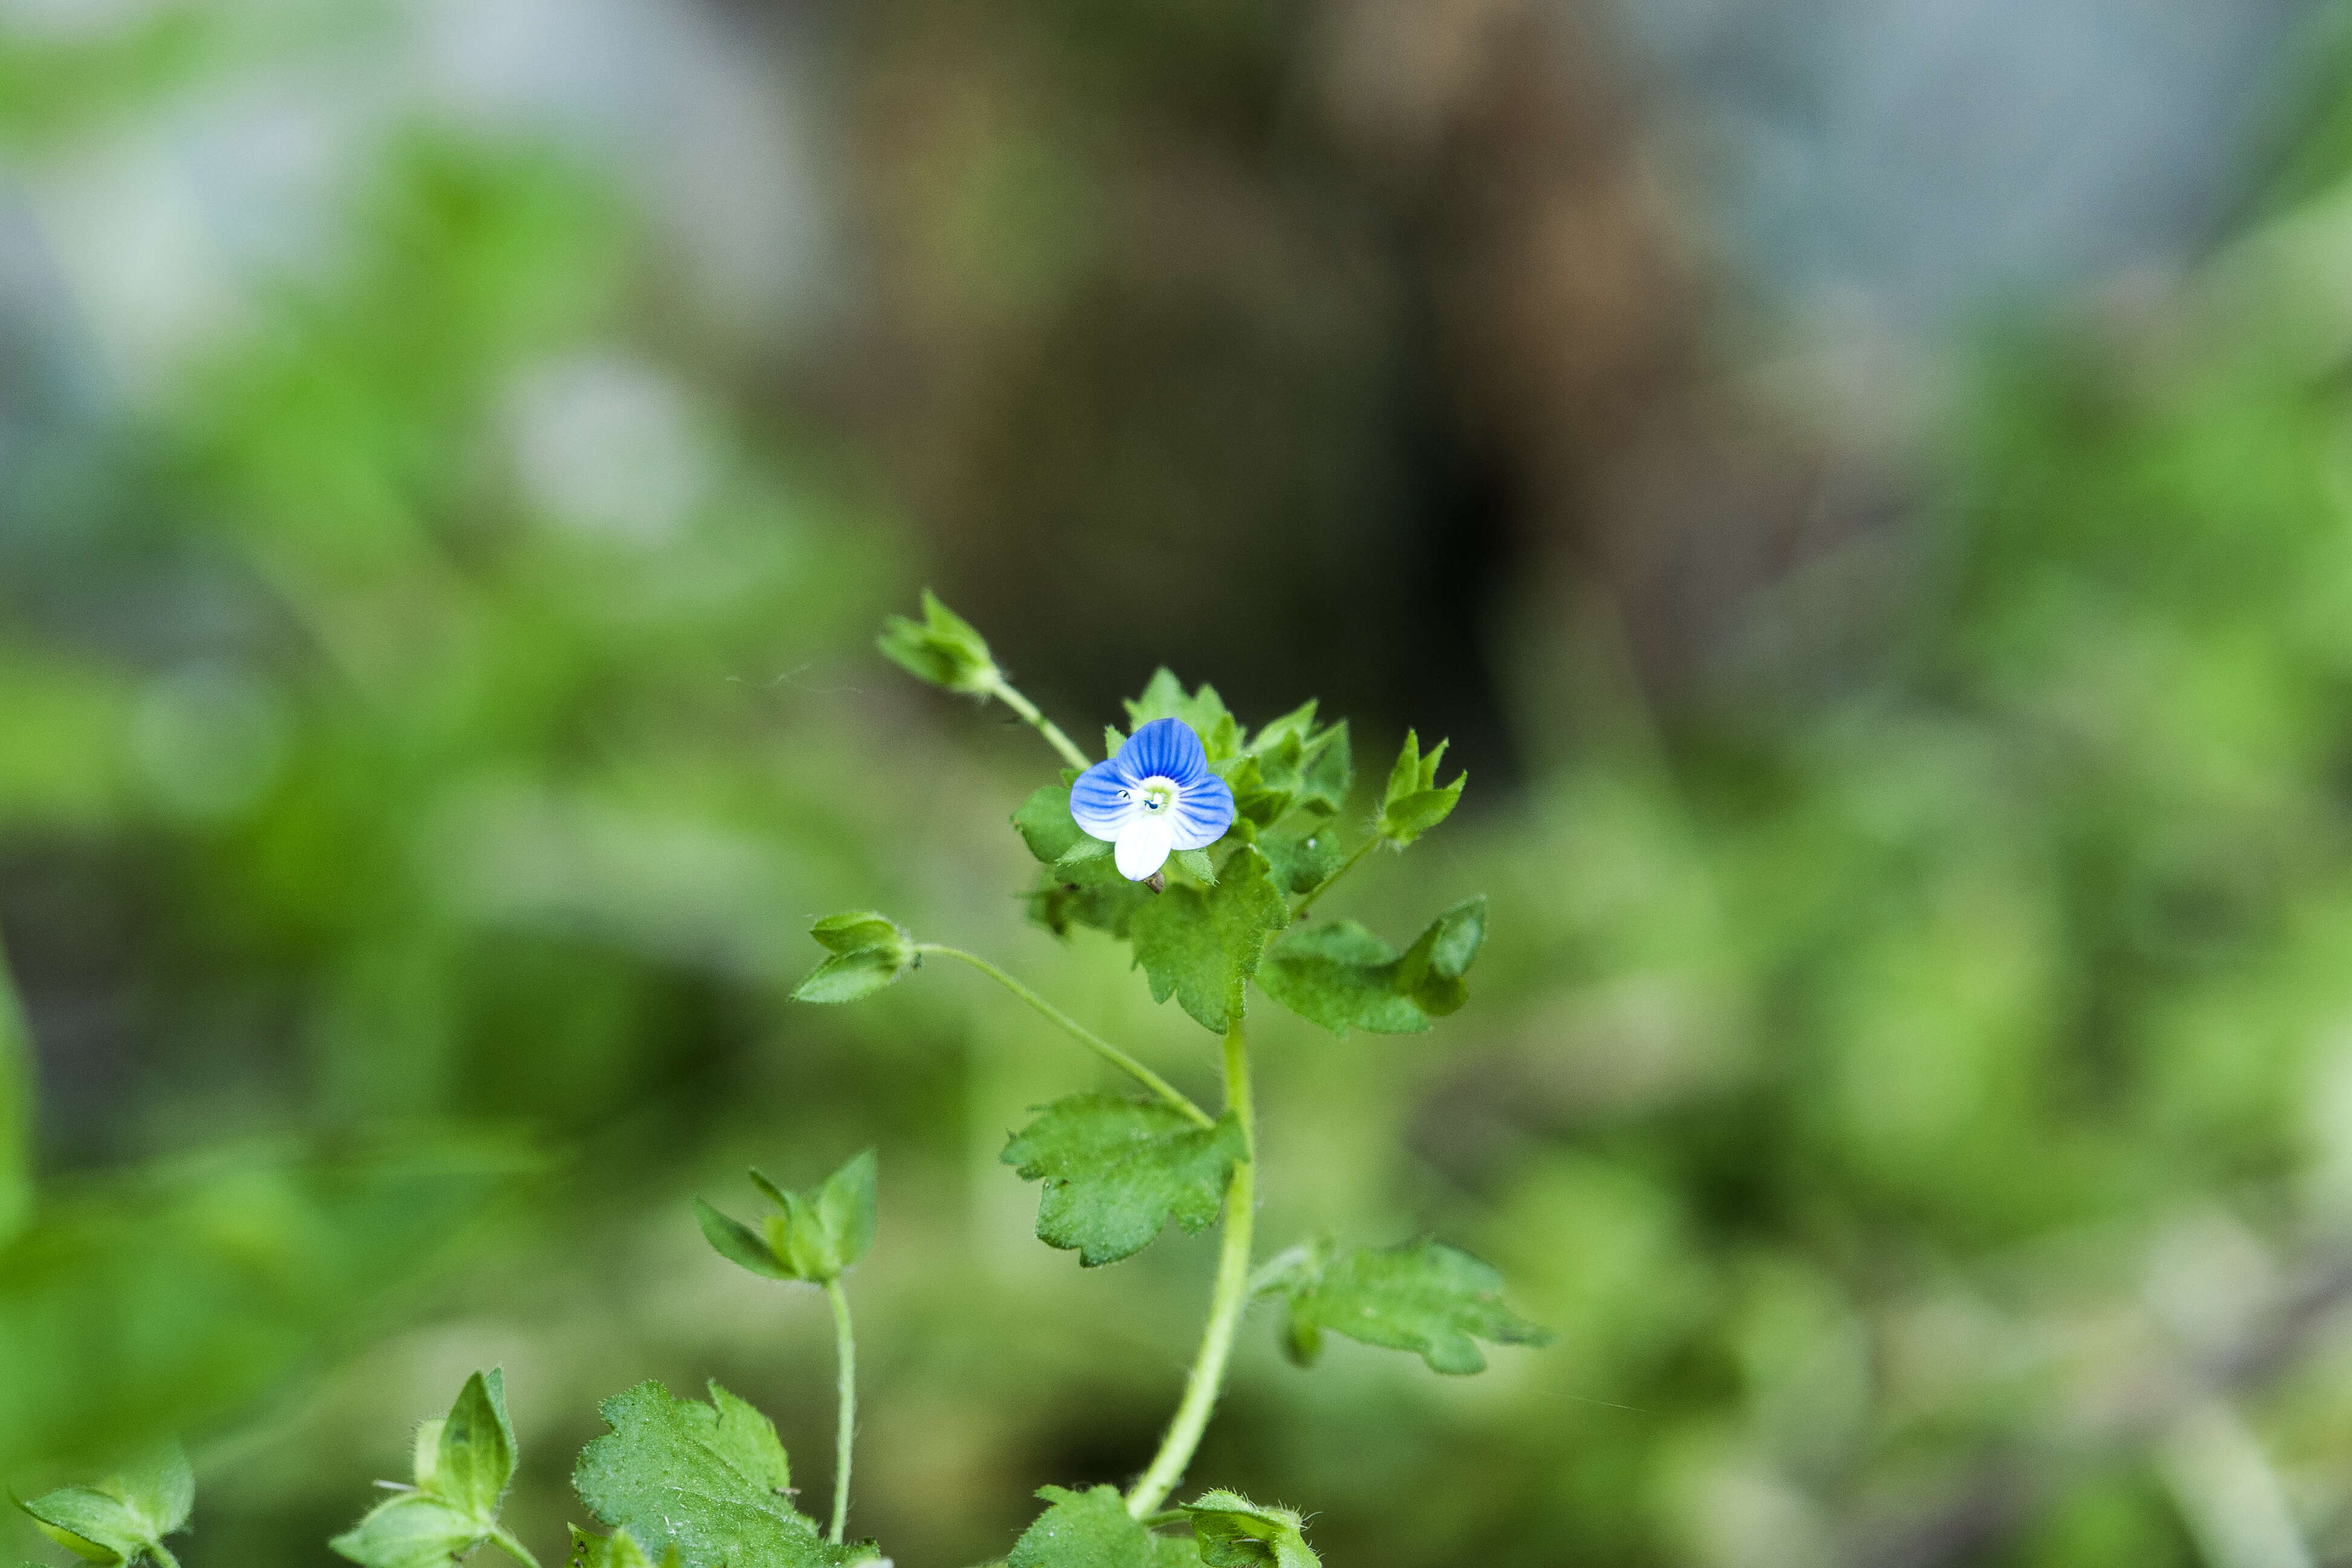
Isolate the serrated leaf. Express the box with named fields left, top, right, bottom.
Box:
left=791, top=913, right=915, bottom=1005
left=1129, top=846, right=1285, bottom=1032
left=18, top=1442, right=194, bottom=1566
left=1254, top=825, right=1345, bottom=897
left=568, top=1526, right=679, bottom=1568
left=575, top=1382, right=837, bottom=1568
left=1182, top=1492, right=1319, bottom=1568
left=1014, top=783, right=1091, bottom=864
left=696, top=1198, right=792, bottom=1281
left=331, top=1494, right=485, bottom=1568
left=1257, top=898, right=1486, bottom=1037
left=1002, top=1097, right=1247, bottom=1266
left=1124, top=671, right=1241, bottom=764
left=1376, top=731, right=1464, bottom=845
left=877, top=589, right=998, bottom=694
left=1009, top=1486, right=1195, bottom=1568
left=1171, top=848, right=1217, bottom=884
left=1266, top=1238, right=1551, bottom=1374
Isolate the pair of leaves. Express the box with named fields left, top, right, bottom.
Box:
left=1006, top=1487, right=1319, bottom=1568
left=1256, top=898, right=1486, bottom=1037
left=791, top=913, right=917, bottom=1005
left=16, top=1442, right=192, bottom=1567
left=1130, top=847, right=1288, bottom=1033
left=697, top=1149, right=877, bottom=1284
left=875, top=589, right=999, bottom=694
left=1376, top=730, right=1465, bottom=846
left=1122, top=671, right=1244, bottom=765
left=1256, top=1238, right=1553, bottom=1375
left=574, top=1382, right=877, bottom=1568
left=333, top=1370, right=526, bottom=1568
left=1001, top=1097, right=1247, bottom=1266
left=1219, top=708, right=1350, bottom=831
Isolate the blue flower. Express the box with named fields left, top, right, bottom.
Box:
left=1070, top=717, right=1237, bottom=880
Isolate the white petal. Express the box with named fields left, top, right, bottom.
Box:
left=1114, top=815, right=1175, bottom=880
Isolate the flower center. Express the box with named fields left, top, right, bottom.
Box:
left=1129, top=777, right=1178, bottom=814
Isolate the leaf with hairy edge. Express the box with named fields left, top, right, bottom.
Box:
left=436, top=1370, right=518, bottom=1522
left=1008, top=1486, right=1195, bottom=1568
left=1257, top=899, right=1486, bottom=1037
left=1261, top=1238, right=1552, bottom=1374
left=877, top=589, right=998, bottom=694
left=1182, top=1492, right=1321, bottom=1568
left=19, top=1442, right=193, bottom=1566
left=1123, top=670, right=1242, bottom=764
left=574, top=1381, right=857, bottom=1568
left=1376, top=730, right=1464, bottom=845
left=1016, top=784, right=1151, bottom=938
left=791, top=913, right=916, bottom=1005
left=1129, top=846, right=1285, bottom=1033
left=1002, top=1097, right=1247, bottom=1266
left=331, top=1495, right=486, bottom=1568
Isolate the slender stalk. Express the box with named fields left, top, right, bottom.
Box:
left=986, top=678, right=1091, bottom=772
left=916, top=945, right=1214, bottom=1128
left=1126, top=1006, right=1255, bottom=1518
left=1290, top=836, right=1377, bottom=923
left=825, top=1278, right=857, bottom=1545
left=0, top=923, right=33, bottom=1240
left=486, top=1527, right=540, bottom=1568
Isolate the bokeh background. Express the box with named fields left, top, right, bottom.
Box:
left=9, top=1, right=2352, bottom=1565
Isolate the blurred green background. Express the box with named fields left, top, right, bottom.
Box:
left=11, top=2, right=2352, bottom=1565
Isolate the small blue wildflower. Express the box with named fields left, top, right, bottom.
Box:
left=1070, top=717, right=1236, bottom=881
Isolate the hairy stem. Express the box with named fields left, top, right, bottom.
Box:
left=1290, top=835, right=1378, bottom=923
left=0, top=923, right=33, bottom=1240
left=826, top=1277, right=857, bottom=1545
left=916, top=945, right=1214, bottom=1128
left=1126, top=1004, right=1255, bottom=1518
left=986, top=678, right=1091, bottom=772
left=486, top=1528, right=540, bottom=1568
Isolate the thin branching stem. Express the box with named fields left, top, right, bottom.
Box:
left=1126, top=995, right=1255, bottom=1518
left=916, top=945, right=1214, bottom=1128
left=986, top=677, right=1091, bottom=772
left=1290, top=835, right=1378, bottom=923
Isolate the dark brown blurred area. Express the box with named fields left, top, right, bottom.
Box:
left=808, top=0, right=1840, bottom=783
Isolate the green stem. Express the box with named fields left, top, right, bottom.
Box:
left=825, top=1277, right=857, bottom=1545
left=1126, top=1006, right=1255, bottom=1518
left=1290, top=835, right=1378, bottom=923
left=148, top=1544, right=183, bottom=1568
left=0, top=922, right=33, bottom=1240
left=916, top=945, right=1214, bottom=1128
left=987, top=678, right=1091, bottom=772
left=486, top=1527, right=540, bottom=1568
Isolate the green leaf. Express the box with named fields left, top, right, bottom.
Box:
left=814, top=1148, right=878, bottom=1270
left=1253, top=824, right=1345, bottom=897
left=1001, top=1097, right=1247, bottom=1266
left=1016, top=786, right=1152, bottom=938
left=1014, top=784, right=1091, bottom=863
left=1262, top=1238, right=1551, bottom=1374
left=437, top=1370, right=518, bottom=1521
left=1257, top=898, right=1486, bottom=1037
left=413, top=1420, right=445, bottom=1489
left=1170, top=848, right=1217, bottom=884
left=1123, top=671, right=1241, bottom=763
left=1129, top=846, right=1285, bottom=1033
left=18, top=1442, right=194, bottom=1566
left=1181, top=1492, right=1320, bottom=1568
left=1376, top=731, right=1465, bottom=845
left=876, top=589, right=999, bottom=694
left=574, top=1381, right=837, bottom=1568
left=331, top=1494, right=486, bottom=1568
left=695, top=1198, right=792, bottom=1280
left=791, top=913, right=915, bottom=1004
left=568, top=1526, right=679, bottom=1568
left=1008, top=1486, right=1195, bottom=1568
left=701, top=1151, right=877, bottom=1284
